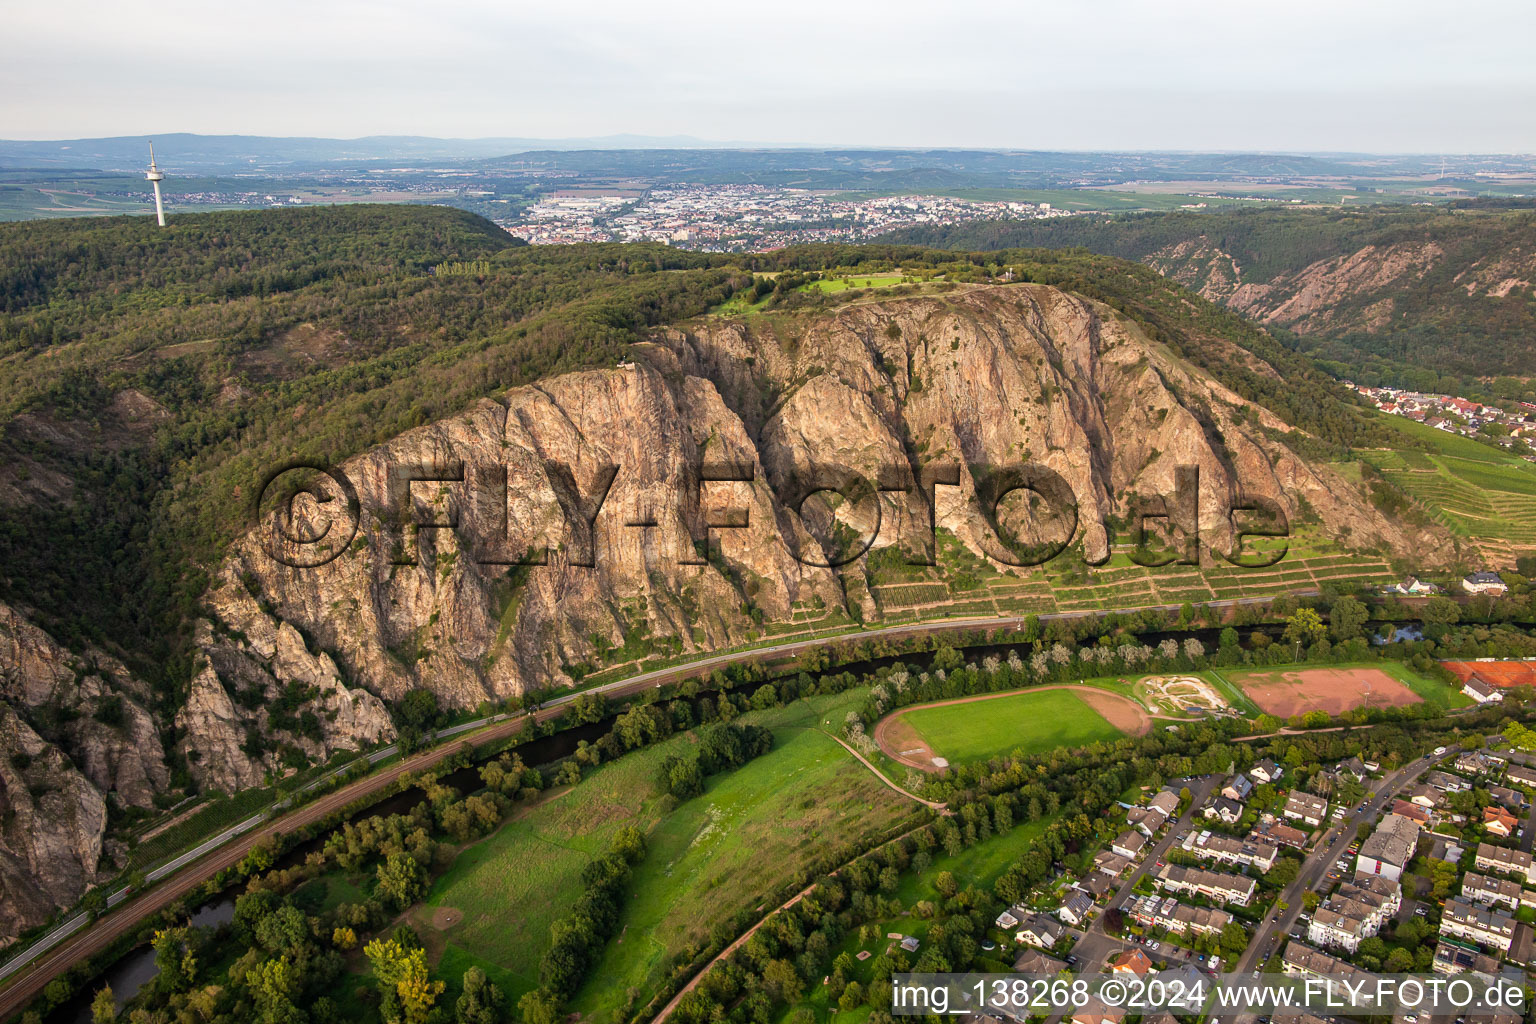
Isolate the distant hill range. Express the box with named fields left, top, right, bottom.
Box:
left=0, top=132, right=767, bottom=171
left=882, top=204, right=1536, bottom=386
left=1, top=134, right=1516, bottom=181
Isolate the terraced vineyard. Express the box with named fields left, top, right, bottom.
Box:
left=867, top=530, right=1395, bottom=618
left=1359, top=417, right=1536, bottom=563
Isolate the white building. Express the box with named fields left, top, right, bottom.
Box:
left=1355, top=813, right=1421, bottom=882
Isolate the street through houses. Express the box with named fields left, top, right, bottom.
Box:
left=1039, top=749, right=1453, bottom=1024
left=1039, top=774, right=1223, bottom=1024
left=1224, top=748, right=1457, bottom=1024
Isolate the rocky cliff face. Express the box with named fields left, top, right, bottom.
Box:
left=182, top=284, right=1451, bottom=790
left=0, top=601, right=169, bottom=944
left=1146, top=236, right=1535, bottom=338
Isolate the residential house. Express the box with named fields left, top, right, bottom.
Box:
left=1505, top=764, right=1536, bottom=790
left=1462, top=871, right=1525, bottom=912
left=1111, top=831, right=1147, bottom=860
left=1283, top=791, right=1329, bottom=827
left=1356, top=813, right=1421, bottom=881
left=1013, top=947, right=1068, bottom=974
left=1205, top=797, right=1244, bottom=825
left=994, top=906, right=1022, bottom=930
left=1455, top=751, right=1490, bottom=775
left=1336, top=756, right=1368, bottom=781
left=1406, top=784, right=1443, bottom=808
left=1484, top=806, right=1519, bottom=838
left=1254, top=822, right=1309, bottom=850
left=1391, top=799, right=1431, bottom=826
left=1428, top=768, right=1472, bottom=792
left=1057, top=890, right=1094, bottom=927
left=1070, top=999, right=1126, bottom=1024
left=1080, top=870, right=1117, bottom=898
left=1475, top=842, right=1535, bottom=883
left=1182, top=830, right=1279, bottom=872
left=1389, top=576, right=1440, bottom=595
left=1433, top=938, right=1503, bottom=976
left=1463, top=572, right=1509, bottom=596
left=1489, top=785, right=1524, bottom=810
left=1095, top=851, right=1132, bottom=877
left=1465, top=676, right=1504, bottom=704
left=1154, top=863, right=1256, bottom=906
left=1439, top=897, right=1516, bottom=954
left=1126, top=805, right=1168, bottom=837
left=1015, top=914, right=1064, bottom=949
left=1108, top=948, right=1154, bottom=976
left=1221, top=774, right=1254, bottom=802
left=1251, top=759, right=1284, bottom=784
left=1148, top=790, right=1181, bottom=817
left=1125, top=894, right=1232, bottom=937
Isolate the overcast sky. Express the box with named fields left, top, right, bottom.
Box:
left=6, top=0, right=1535, bottom=151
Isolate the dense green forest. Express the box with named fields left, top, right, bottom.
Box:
left=0, top=206, right=1389, bottom=711
left=881, top=203, right=1536, bottom=390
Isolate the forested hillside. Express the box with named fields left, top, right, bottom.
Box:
left=0, top=207, right=1392, bottom=708
left=881, top=203, right=1536, bottom=391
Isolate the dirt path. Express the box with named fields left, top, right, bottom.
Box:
left=820, top=731, right=950, bottom=811
left=872, top=684, right=1183, bottom=773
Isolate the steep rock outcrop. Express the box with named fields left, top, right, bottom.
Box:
left=189, top=284, right=1452, bottom=788
left=0, top=707, right=108, bottom=946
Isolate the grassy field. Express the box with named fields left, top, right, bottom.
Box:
left=900, top=689, right=1125, bottom=763
left=418, top=692, right=923, bottom=1014
left=569, top=693, right=925, bottom=1022
left=799, top=274, right=910, bottom=293
left=1375, top=660, right=1474, bottom=708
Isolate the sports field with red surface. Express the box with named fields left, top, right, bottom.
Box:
left=1442, top=661, right=1536, bottom=687
left=1229, top=666, right=1421, bottom=717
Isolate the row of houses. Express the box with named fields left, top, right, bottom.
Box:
left=1152, top=862, right=1257, bottom=907
left=1462, top=870, right=1536, bottom=912
left=1440, top=897, right=1517, bottom=956
left=1182, top=829, right=1280, bottom=872
left=1123, top=893, right=1233, bottom=938
left=1474, top=841, right=1535, bottom=884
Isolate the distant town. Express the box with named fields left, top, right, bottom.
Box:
left=501, top=185, right=1076, bottom=250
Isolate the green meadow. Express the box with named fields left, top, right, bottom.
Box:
left=416, top=692, right=926, bottom=1014
left=900, top=688, right=1126, bottom=764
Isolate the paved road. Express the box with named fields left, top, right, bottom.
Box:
left=1226, top=748, right=1455, bottom=1024
left=0, top=591, right=1324, bottom=1016
left=0, top=591, right=1318, bottom=1008
left=1040, top=775, right=1223, bottom=1024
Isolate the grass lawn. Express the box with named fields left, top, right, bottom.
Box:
left=1375, top=660, right=1474, bottom=709
left=415, top=691, right=922, bottom=1016
left=901, top=689, right=1125, bottom=764
left=800, top=274, right=908, bottom=293
left=570, top=693, right=925, bottom=1023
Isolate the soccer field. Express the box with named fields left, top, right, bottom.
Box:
left=901, top=688, right=1127, bottom=763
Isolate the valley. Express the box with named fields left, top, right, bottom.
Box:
left=1, top=203, right=1535, bottom=1024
